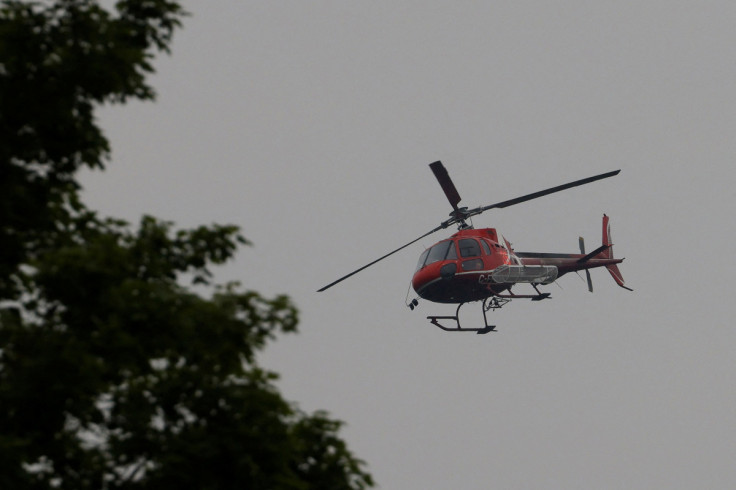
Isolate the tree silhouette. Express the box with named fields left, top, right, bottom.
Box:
left=0, top=2, right=373, bottom=488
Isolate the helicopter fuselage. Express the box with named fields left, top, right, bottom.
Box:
left=412, top=224, right=624, bottom=304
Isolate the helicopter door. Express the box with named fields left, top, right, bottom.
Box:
left=458, top=238, right=484, bottom=271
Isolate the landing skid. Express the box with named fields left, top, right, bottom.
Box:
left=427, top=297, right=502, bottom=334
left=425, top=289, right=551, bottom=334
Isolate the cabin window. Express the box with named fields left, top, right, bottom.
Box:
left=480, top=240, right=491, bottom=255
left=462, top=258, right=484, bottom=271
left=458, top=238, right=481, bottom=258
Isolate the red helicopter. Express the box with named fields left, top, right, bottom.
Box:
left=318, top=161, right=631, bottom=333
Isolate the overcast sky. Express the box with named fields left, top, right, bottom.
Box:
left=81, top=2, right=736, bottom=488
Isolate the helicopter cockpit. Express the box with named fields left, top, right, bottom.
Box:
left=415, top=232, right=516, bottom=276
left=415, top=240, right=457, bottom=272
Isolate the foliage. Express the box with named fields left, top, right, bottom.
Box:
left=0, top=1, right=373, bottom=488
left=0, top=0, right=185, bottom=298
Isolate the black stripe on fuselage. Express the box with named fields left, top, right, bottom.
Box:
left=516, top=252, right=577, bottom=259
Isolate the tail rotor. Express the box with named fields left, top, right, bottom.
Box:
left=578, top=237, right=594, bottom=292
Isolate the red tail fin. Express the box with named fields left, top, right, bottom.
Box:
left=601, top=214, right=613, bottom=259
left=601, top=214, right=633, bottom=291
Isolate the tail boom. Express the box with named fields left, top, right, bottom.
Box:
left=517, top=214, right=631, bottom=291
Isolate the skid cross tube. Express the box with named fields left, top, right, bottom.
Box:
left=427, top=300, right=497, bottom=334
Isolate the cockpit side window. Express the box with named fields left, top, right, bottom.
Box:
left=458, top=238, right=481, bottom=258
left=480, top=240, right=491, bottom=255
left=446, top=242, right=458, bottom=260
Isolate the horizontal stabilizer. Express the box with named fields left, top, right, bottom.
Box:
left=606, top=262, right=633, bottom=291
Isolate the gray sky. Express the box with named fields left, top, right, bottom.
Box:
left=81, top=2, right=736, bottom=488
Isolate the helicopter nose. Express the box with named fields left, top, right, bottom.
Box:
left=412, top=260, right=458, bottom=300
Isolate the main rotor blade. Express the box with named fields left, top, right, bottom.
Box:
left=317, top=225, right=444, bottom=292
left=429, top=160, right=462, bottom=211
left=475, top=169, right=620, bottom=213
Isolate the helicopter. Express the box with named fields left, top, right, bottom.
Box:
left=318, top=161, right=631, bottom=334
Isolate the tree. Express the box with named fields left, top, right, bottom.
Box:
left=0, top=2, right=373, bottom=488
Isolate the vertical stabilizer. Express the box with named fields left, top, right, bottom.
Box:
left=601, top=214, right=633, bottom=291
left=601, top=214, right=613, bottom=259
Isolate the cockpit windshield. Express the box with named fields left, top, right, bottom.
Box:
left=416, top=240, right=457, bottom=271
left=415, top=249, right=430, bottom=272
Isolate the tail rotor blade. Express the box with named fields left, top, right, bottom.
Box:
left=579, top=237, right=593, bottom=292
